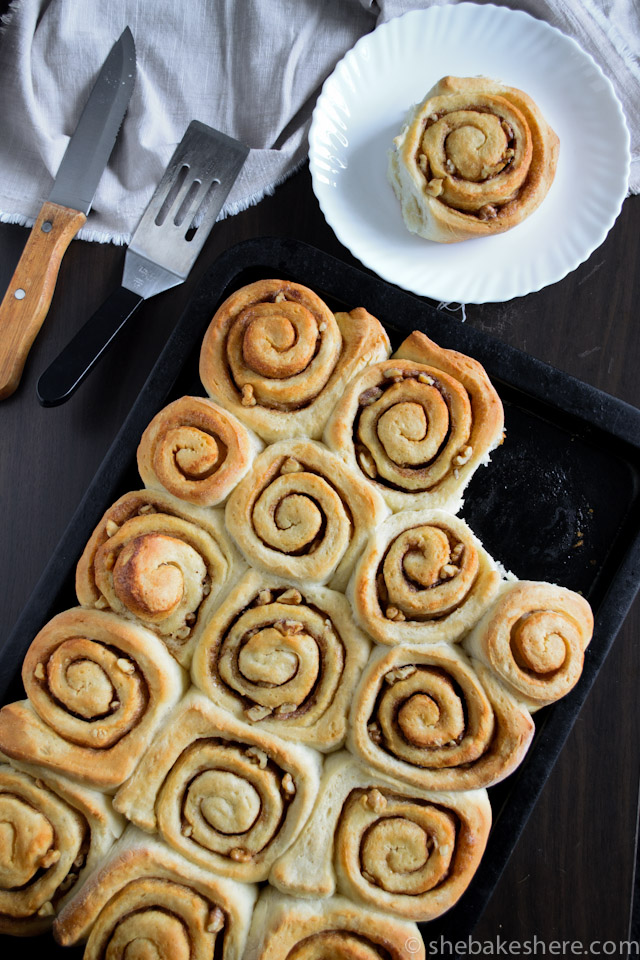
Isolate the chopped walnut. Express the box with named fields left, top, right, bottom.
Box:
left=384, top=665, right=417, bottom=685
left=418, top=372, right=435, bottom=385
left=453, top=445, right=473, bottom=466
left=504, top=148, right=515, bottom=160
left=281, top=457, right=303, bottom=474
left=182, top=824, right=193, bottom=837
left=282, top=772, right=296, bottom=795
left=58, top=872, right=78, bottom=894
left=358, top=386, right=383, bottom=406
left=109, top=700, right=120, bottom=711
left=206, top=906, right=225, bottom=933
left=275, top=702, right=298, bottom=717
left=229, top=847, right=252, bottom=862
left=383, top=367, right=402, bottom=379
left=365, top=788, right=387, bottom=813
left=358, top=449, right=378, bottom=480
left=445, top=158, right=456, bottom=174
left=245, top=746, right=268, bottom=769
left=274, top=291, right=286, bottom=303
left=277, top=620, right=304, bottom=636
left=138, top=504, right=156, bottom=515
left=279, top=588, right=302, bottom=605
left=450, top=543, right=464, bottom=562
left=418, top=153, right=428, bottom=175
left=367, top=722, right=383, bottom=744
left=116, top=658, right=135, bottom=675
left=106, top=520, right=120, bottom=538
left=426, top=178, right=444, bottom=197
left=385, top=606, right=406, bottom=622
left=477, top=204, right=498, bottom=221
left=501, top=121, right=514, bottom=140
left=175, top=625, right=191, bottom=641
left=73, top=854, right=85, bottom=869
left=34, top=663, right=45, bottom=680
left=318, top=321, right=327, bottom=333
left=241, top=384, right=257, bottom=407
left=245, top=704, right=272, bottom=723
left=202, top=578, right=212, bottom=597
left=255, top=589, right=273, bottom=606
left=429, top=113, right=439, bottom=123
left=440, top=563, right=459, bottom=579
left=40, top=848, right=61, bottom=869
left=37, top=901, right=55, bottom=918
left=103, top=554, right=115, bottom=572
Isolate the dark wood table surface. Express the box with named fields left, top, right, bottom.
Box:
left=1, top=157, right=639, bottom=952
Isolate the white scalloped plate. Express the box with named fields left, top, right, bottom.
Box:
left=309, top=3, right=630, bottom=304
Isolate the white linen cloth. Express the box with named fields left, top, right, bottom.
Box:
left=0, top=0, right=637, bottom=244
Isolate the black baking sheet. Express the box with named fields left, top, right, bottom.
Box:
left=2, top=237, right=640, bottom=957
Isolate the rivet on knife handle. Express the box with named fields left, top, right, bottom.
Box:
left=0, top=202, right=86, bottom=400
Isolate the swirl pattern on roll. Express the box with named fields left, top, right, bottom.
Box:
left=271, top=751, right=490, bottom=922
left=0, top=609, right=186, bottom=790
left=192, top=570, right=370, bottom=750
left=226, top=440, right=388, bottom=591
left=114, top=691, right=321, bottom=883
left=76, top=489, right=238, bottom=667
left=137, top=396, right=263, bottom=507
left=348, top=645, right=534, bottom=791
left=348, top=509, right=500, bottom=645
left=464, top=581, right=594, bottom=709
left=0, top=760, right=123, bottom=935
left=325, top=332, right=504, bottom=513
left=388, top=75, right=559, bottom=242
left=53, top=829, right=256, bottom=960
left=243, top=889, right=425, bottom=960
left=199, top=280, right=390, bottom=443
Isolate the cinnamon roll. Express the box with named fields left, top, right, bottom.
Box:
left=199, top=279, right=390, bottom=443
left=271, top=750, right=490, bottom=922
left=113, top=690, right=322, bottom=883
left=54, top=828, right=256, bottom=960
left=348, top=644, right=534, bottom=791
left=137, top=396, right=263, bottom=507
left=225, top=440, right=389, bottom=591
left=76, top=489, right=240, bottom=667
left=0, top=608, right=187, bottom=791
left=244, top=889, right=425, bottom=960
left=388, top=75, right=559, bottom=242
left=191, top=569, right=370, bottom=751
left=324, top=335, right=504, bottom=512
left=348, top=509, right=500, bottom=645
left=463, top=581, right=594, bottom=710
left=0, top=756, right=123, bottom=936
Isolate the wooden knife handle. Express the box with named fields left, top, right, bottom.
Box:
left=0, top=200, right=86, bottom=400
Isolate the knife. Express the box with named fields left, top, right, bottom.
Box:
left=0, top=27, right=136, bottom=401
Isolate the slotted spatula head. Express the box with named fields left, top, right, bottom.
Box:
left=122, top=121, right=249, bottom=299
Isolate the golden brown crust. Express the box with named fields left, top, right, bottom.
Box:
left=0, top=759, right=123, bottom=936
left=388, top=75, right=559, bottom=243
left=271, top=751, right=490, bottom=922
left=191, top=569, right=370, bottom=750
left=324, top=334, right=504, bottom=512
left=348, top=644, right=534, bottom=791
left=464, top=581, right=594, bottom=709
left=347, top=509, right=500, bottom=645
left=199, top=280, right=390, bottom=443
left=75, top=489, right=240, bottom=667
left=0, top=609, right=186, bottom=790
left=137, top=396, right=263, bottom=506
left=53, top=828, right=256, bottom=960
left=243, top=889, right=425, bottom=959
left=225, top=440, right=389, bottom=591
left=113, top=691, right=322, bottom=883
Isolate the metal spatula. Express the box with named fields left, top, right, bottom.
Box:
left=37, top=121, right=249, bottom=406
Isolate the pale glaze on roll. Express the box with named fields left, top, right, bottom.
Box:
left=464, top=581, right=594, bottom=710
left=348, top=509, right=500, bottom=645
left=0, top=609, right=187, bottom=791
left=243, top=889, right=425, bottom=960
left=388, top=75, right=559, bottom=242
left=0, top=758, right=123, bottom=936
left=226, top=440, right=389, bottom=591
left=191, top=570, right=370, bottom=750
left=348, top=644, right=534, bottom=791
left=53, top=828, right=256, bottom=960
left=113, top=691, right=321, bottom=883
left=271, top=751, right=490, bottom=922
left=137, top=396, right=263, bottom=507
left=76, top=489, right=240, bottom=667
left=325, top=331, right=504, bottom=512
left=199, top=280, right=390, bottom=443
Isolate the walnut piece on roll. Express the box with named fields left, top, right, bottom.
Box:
left=0, top=608, right=187, bottom=791
left=348, top=508, right=501, bottom=646
left=199, top=279, right=390, bottom=443
left=113, top=690, right=321, bottom=884
left=226, top=439, right=389, bottom=592
left=54, top=827, right=256, bottom=960
left=388, top=75, right=559, bottom=242
left=324, top=332, right=504, bottom=513
left=191, top=569, right=370, bottom=751
left=243, top=888, right=425, bottom=960
left=137, top=396, right=263, bottom=507
left=463, top=580, right=594, bottom=711
left=76, top=489, right=241, bottom=667
left=0, top=755, right=124, bottom=936
left=348, top=644, right=534, bottom=791
left=271, top=750, right=490, bottom=922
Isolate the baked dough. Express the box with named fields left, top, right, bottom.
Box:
left=271, top=750, right=491, bottom=922
left=113, top=690, right=322, bottom=884
left=191, top=569, right=370, bottom=750
left=388, top=75, right=559, bottom=242
left=199, top=279, right=390, bottom=443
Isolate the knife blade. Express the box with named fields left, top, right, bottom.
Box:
left=0, top=26, right=136, bottom=400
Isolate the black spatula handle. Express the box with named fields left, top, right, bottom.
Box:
left=37, top=286, right=144, bottom=406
